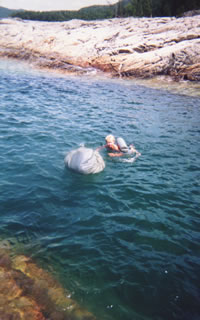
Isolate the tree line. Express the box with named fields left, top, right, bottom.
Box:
left=121, top=0, right=200, bottom=17
left=11, top=0, right=200, bottom=21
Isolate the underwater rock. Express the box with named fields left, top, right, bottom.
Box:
left=0, top=248, right=96, bottom=320
left=0, top=16, right=200, bottom=81
left=65, top=147, right=105, bottom=174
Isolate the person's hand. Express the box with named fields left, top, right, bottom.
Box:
left=129, top=145, right=137, bottom=153
left=136, top=151, right=141, bottom=157
left=96, top=145, right=106, bottom=151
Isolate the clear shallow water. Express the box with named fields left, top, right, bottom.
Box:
left=0, top=59, right=200, bottom=320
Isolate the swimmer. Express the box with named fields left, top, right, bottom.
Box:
left=97, top=134, right=141, bottom=157
left=105, top=135, right=121, bottom=153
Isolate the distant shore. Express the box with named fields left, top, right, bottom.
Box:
left=0, top=16, right=200, bottom=81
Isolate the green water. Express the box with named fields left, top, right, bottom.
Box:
left=0, top=59, right=200, bottom=320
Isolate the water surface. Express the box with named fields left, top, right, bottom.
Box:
left=0, top=59, right=200, bottom=320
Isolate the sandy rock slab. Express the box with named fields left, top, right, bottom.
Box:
left=0, top=16, right=200, bottom=80
left=0, top=247, right=95, bottom=320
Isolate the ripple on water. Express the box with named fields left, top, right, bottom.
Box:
left=0, top=59, right=200, bottom=320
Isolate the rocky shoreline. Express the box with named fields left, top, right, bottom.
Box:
left=0, top=16, right=200, bottom=81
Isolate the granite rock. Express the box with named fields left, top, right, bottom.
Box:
left=0, top=16, right=200, bottom=80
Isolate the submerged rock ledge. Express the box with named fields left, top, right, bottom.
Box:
left=0, top=16, right=200, bottom=80
left=0, top=247, right=95, bottom=320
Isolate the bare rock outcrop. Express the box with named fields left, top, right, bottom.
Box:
left=0, top=16, right=200, bottom=80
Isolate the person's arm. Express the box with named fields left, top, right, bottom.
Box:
left=108, top=152, right=124, bottom=157
left=111, top=144, right=120, bottom=151
left=96, top=145, right=106, bottom=152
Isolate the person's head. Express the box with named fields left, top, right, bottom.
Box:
left=105, top=134, right=115, bottom=144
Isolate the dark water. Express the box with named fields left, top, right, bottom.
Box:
left=0, top=59, right=200, bottom=320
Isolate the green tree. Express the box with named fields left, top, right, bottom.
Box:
left=116, top=0, right=124, bottom=16
left=125, top=0, right=138, bottom=16
left=142, top=0, right=152, bottom=16
left=10, top=0, right=200, bottom=20
left=162, top=2, right=171, bottom=16
left=137, top=0, right=144, bottom=16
